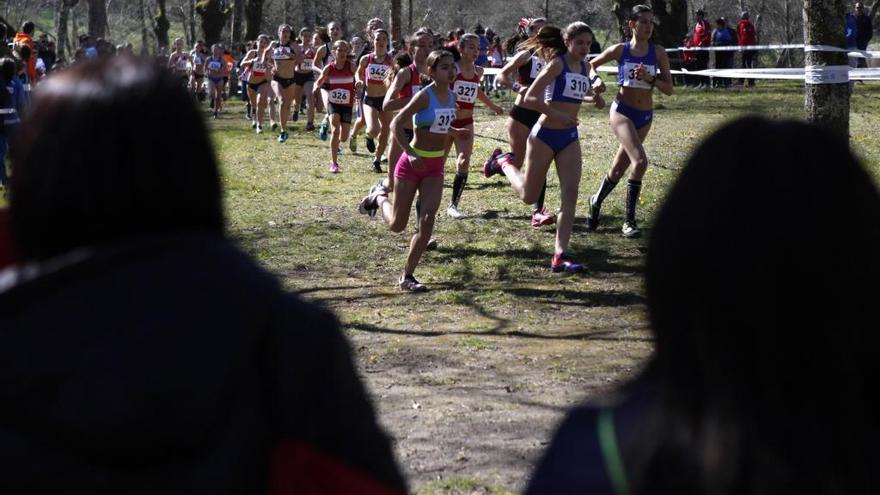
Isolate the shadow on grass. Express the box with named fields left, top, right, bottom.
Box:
left=346, top=320, right=651, bottom=343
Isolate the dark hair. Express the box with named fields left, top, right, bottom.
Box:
left=315, top=27, right=331, bottom=44
left=16, top=44, right=31, bottom=62
left=21, top=21, right=35, bottom=35
left=630, top=4, right=653, bottom=20
left=0, top=57, right=15, bottom=82
left=392, top=50, right=412, bottom=75
left=473, top=24, right=484, bottom=34
left=426, top=49, right=453, bottom=71
left=634, top=117, right=880, bottom=494
left=9, top=56, right=224, bottom=261
left=520, top=22, right=593, bottom=60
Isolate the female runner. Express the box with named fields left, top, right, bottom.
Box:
left=269, top=24, right=303, bottom=143
left=205, top=44, right=226, bottom=118
left=484, top=17, right=562, bottom=228
left=313, top=40, right=360, bottom=173
left=484, top=23, right=605, bottom=272
left=292, top=27, right=317, bottom=130
left=444, top=33, right=503, bottom=220
left=585, top=4, right=672, bottom=238
left=314, top=22, right=344, bottom=140
left=168, top=38, right=190, bottom=86
left=241, top=35, right=273, bottom=134
left=189, top=41, right=206, bottom=99
left=358, top=49, right=469, bottom=292
left=355, top=29, right=394, bottom=173
left=382, top=28, right=433, bottom=191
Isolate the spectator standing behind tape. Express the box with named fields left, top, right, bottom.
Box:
left=692, top=9, right=711, bottom=88
left=474, top=24, right=490, bottom=67
left=737, top=11, right=757, bottom=87
left=711, top=18, right=734, bottom=88
left=680, top=36, right=698, bottom=87
left=855, top=2, right=873, bottom=68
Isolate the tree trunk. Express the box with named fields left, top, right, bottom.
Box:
left=803, top=0, right=850, bottom=141
left=244, top=0, right=262, bottom=41
left=612, top=0, right=688, bottom=48
left=55, top=0, right=78, bottom=62
left=231, top=0, right=242, bottom=43
left=189, top=0, right=196, bottom=44
left=196, top=0, right=229, bottom=46
left=154, top=0, right=170, bottom=49
left=138, top=0, right=149, bottom=54
left=87, top=0, right=107, bottom=38
left=390, top=0, right=401, bottom=47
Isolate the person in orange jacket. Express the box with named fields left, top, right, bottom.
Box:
left=13, top=21, right=38, bottom=83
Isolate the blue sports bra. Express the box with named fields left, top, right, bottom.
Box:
left=413, top=85, right=457, bottom=134
left=548, top=55, right=589, bottom=104
left=617, top=42, right=657, bottom=89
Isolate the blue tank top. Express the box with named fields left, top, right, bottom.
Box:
left=413, top=85, right=457, bottom=134
left=548, top=55, right=589, bottom=104
left=617, top=42, right=657, bottom=90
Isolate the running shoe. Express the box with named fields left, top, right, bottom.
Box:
left=482, top=148, right=503, bottom=178
left=551, top=252, right=584, bottom=273
left=271, top=122, right=278, bottom=131
left=531, top=207, right=557, bottom=228
left=278, top=131, right=289, bottom=144
left=319, top=119, right=329, bottom=141
left=255, top=124, right=262, bottom=134
left=292, top=111, right=299, bottom=122
left=585, top=194, right=601, bottom=231
left=622, top=220, right=641, bottom=239
left=366, top=136, right=376, bottom=153
left=358, top=180, right=388, bottom=217
left=399, top=273, right=428, bottom=292
left=329, top=162, right=340, bottom=173
left=446, top=205, right=465, bottom=219
left=213, top=111, right=218, bottom=119
left=305, top=122, right=315, bottom=131
left=426, top=238, right=438, bottom=250
left=349, top=136, right=358, bottom=152
left=251, top=121, right=257, bottom=129
left=372, top=159, right=383, bottom=173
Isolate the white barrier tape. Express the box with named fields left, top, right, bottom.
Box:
left=804, top=65, right=851, bottom=84
left=667, top=44, right=877, bottom=59
left=0, top=108, right=16, bottom=114
left=671, top=67, right=880, bottom=81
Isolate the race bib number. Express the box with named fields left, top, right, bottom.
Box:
left=430, top=108, right=456, bottom=134
left=367, top=63, right=389, bottom=81
left=193, top=56, right=204, bottom=66
left=529, top=57, right=543, bottom=79
left=301, top=59, right=314, bottom=71
left=411, top=84, right=422, bottom=95
left=329, top=88, right=351, bottom=105
left=253, top=62, right=266, bottom=72
left=562, top=72, right=589, bottom=100
left=273, top=47, right=292, bottom=60
left=453, top=80, right=479, bottom=103
left=622, top=62, right=656, bottom=89
left=207, top=60, right=223, bottom=71
left=176, top=59, right=189, bottom=70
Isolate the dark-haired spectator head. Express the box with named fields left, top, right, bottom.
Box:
left=9, top=56, right=223, bottom=261
left=473, top=24, right=485, bottom=35
left=20, top=21, right=35, bottom=36
left=741, top=10, right=749, bottom=19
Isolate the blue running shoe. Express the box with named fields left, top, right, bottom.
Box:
left=318, top=119, right=329, bottom=141
left=278, top=130, right=289, bottom=143
left=551, top=252, right=584, bottom=273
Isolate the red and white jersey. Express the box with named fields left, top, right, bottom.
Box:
left=450, top=63, right=480, bottom=111
left=397, top=63, right=421, bottom=99
left=171, top=52, right=189, bottom=72
left=299, top=46, right=316, bottom=72
left=327, top=61, right=355, bottom=107
left=363, top=53, right=392, bottom=87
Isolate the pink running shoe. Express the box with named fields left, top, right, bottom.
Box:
left=329, top=162, right=340, bottom=173
left=483, top=148, right=503, bottom=177
left=531, top=207, right=557, bottom=228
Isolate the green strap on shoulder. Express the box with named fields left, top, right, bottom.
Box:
left=598, top=408, right=630, bottom=495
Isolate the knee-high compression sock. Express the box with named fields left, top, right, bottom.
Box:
left=593, top=174, right=619, bottom=207
left=533, top=180, right=548, bottom=213
left=625, top=179, right=642, bottom=223
left=451, top=172, right=468, bottom=207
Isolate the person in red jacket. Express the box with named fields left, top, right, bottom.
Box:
left=692, top=9, right=711, bottom=88
left=737, top=11, right=757, bottom=87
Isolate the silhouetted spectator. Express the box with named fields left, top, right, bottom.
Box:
left=526, top=117, right=880, bottom=495
left=855, top=2, right=873, bottom=68
left=711, top=18, right=734, bottom=87
left=13, top=21, right=37, bottom=82
left=692, top=9, right=711, bottom=87
left=0, top=56, right=407, bottom=494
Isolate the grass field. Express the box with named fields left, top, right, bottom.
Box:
left=4, top=80, right=879, bottom=493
